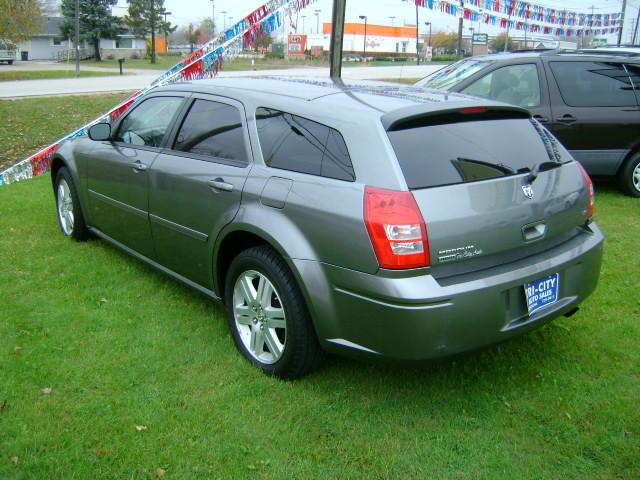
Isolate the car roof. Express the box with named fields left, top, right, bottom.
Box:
left=468, top=49, right=640, bottom=63
left=154, top=76, right=523, bottom=121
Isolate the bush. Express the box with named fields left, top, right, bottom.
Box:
left=106, top=54, right=116, bottom=60
left=264, top=51, right=284, bottom=60
left=130, top=52, right=141, bottom=60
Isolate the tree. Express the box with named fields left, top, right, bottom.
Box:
left=125, top=0, right=175, bottom=64
left=172, top=23, right=201, bottom=53
left=254, top=32, right=272, bottom=53
left=0, top=0, right=43, bottom=45
left=60, top=0, right=123, bottom=62
left=490, top=32, right=515, bottom=52
left=431, top=31, right=458, bottom=53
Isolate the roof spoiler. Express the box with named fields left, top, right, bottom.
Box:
left=382, top=105, right=531, bottom=132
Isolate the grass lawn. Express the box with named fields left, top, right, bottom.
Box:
left=0, top=70, right=125, bottom=82
left=0, top=95, right=639, bottom=478
left=0, top=93, right=131, bottom=172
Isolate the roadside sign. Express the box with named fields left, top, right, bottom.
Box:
left=472, top=33, right=488, bottom=45
left=288, top=34, right=307, bottom=56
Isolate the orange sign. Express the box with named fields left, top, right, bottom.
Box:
left=288, top=34, right=307, bottom=55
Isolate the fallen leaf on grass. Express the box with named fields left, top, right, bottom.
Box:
left=10, top=456, right=19, bottom=465
left=41, top=388, right=52, bottom=395
left=0, top=400, right=9, bottom=414
left=135, top=425, right=147, bottom=432
left=96, top=450, right=112, bottom=456
left=155, top=467, right=166, bottom=478
left=13, top=346, right=22, bottom=354
left=99, top=298, right=108, bottom=307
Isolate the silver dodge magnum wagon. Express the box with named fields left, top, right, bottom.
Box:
left=51, top=77, right=604, bottom=378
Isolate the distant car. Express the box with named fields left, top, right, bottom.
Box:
left=415, top=50, right=640, bottom=196
left=50, top=77, right=603, bottom=378
left=0, top=42, right=16, bottom=65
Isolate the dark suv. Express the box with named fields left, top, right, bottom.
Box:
left=416, top=51, right=640, bottom=196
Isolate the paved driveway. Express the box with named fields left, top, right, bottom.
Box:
left=0, top=65, right=442, bottom=99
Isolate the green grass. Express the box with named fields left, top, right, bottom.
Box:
left=376, top=78, right=421, bottom=85
left=1, top=96, right=639, bottom=478
left=0, top=93, right=131, bottom=172
left=0, top=70, right=125, bottom=82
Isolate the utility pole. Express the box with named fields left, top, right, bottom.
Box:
left=210, top=0, right=215, bottom=37
left=504, top=0, right=513, bottom=52
left=329, top=0, right=346, bottom=78
left=415, top=2, right=420, bottom=65
left=633, top=7, right=640, bottom=44
left=75, top=0, right=80, bottom=77
left=315, top=9, right=321, bottom=34
left=457, top=0, right=464, bottom=58
left=618, top=0, right=627, bottom=46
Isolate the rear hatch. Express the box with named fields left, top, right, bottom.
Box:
left=385, top=106, right=590, bottom=276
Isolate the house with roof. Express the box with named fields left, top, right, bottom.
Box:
left=16, top=17, right=150, bottom=61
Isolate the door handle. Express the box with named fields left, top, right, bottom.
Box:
left=532, top=114, right=549, bottom=123
left=556, top=114, right=577, bottom=125
left=208, top=178, right=234, bottom=193
left=132, top=162, right=148, bottom=172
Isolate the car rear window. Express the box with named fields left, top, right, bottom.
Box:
left=255, top=107, right=355, bottom=182
left=388, top=118, right=558, bottom=189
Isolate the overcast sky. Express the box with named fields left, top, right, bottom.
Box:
left=108, top=0, right=638, bottom=41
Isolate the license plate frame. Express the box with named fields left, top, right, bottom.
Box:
left=524, top=273, right=560, bottom=316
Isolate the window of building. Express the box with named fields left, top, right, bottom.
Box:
left=116, top=38, right=134, bottom=49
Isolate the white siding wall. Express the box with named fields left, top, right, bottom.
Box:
left=306, top=33, right=418, bottom=54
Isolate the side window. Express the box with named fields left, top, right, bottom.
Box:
left=462, top=64, right=541, bottom=108
left=255, top=108, right=355, bottom=182
left=625, top=64, right=640, bottom=102
left=115, top=97, right=183, bottom=147
left=550, top=61, right=636, bottom=107
left=173, top=99, right=247, bottom=163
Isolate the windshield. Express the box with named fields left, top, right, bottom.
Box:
left=415, top=59, right=493, bottom=91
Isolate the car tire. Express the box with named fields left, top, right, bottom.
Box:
left=54, top=167, right=90, bottom=240
left=8, top=60, right=13, bottom=65
left=224, top=245, right=324, bottom=379
left=618, top=152, right=640, bottom=197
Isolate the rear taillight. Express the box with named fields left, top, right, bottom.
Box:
left=364, top=186, right=430, bottom=269
left=576, top=162, right=595, bottom=220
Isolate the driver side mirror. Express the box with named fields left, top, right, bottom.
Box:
left=88, top=123, right=112, bottom=141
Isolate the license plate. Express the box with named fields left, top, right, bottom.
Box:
left=524, top=273, right=560, bottom=316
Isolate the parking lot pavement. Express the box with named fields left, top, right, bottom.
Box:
left=0, top=65, right=442, bottom=99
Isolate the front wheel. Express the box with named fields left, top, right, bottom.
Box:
left=618, top=152, right=640, bottom=197
left=55, top=167, right=90, bottom=240
left=224, top=246, right=323, bottom=379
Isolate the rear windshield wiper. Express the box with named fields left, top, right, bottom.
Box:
left=524, top=161, right=563, bottom=183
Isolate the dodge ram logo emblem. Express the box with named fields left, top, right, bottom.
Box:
left=522, top=184, right=534, bottom=199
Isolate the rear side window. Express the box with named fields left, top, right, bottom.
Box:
left=173, top=99, right=247, bottom=163
left=550, top=61, right=636, bottom=107
left=255, top=107, right=355, bottom=181
left=388, top=119, right=558, bottom=190
left=462, top=64, right=541, bottom=108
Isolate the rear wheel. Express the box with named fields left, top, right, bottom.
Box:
left=8, top=60, right=13, bottom=65
left=224, top=245, right=323, bottom=379
left=618, top=152, right=640, bottom=197
left=55, top=167, right=90, bottom=240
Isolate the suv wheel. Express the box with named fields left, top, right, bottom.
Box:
left=618, top=152, right=640, bottom=197
left=224, top=245, right=323, bottom=379
left=55, top=167, right=90, bottom=240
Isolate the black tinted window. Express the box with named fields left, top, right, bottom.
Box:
left=173, top=100, right=247, bottom=163
left=388, top=119, right=559, bottom=189
left=626, top=64, right=640, bottom=89
left=550, top=61, right=636, bottom=107
left=256, top=108, right=355, bottom=181
left=116, top=97, right=183, bottom=147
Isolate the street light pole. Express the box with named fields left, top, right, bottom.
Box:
left=221, top=11, right=227, bottom=31
left=389, top=16, right=396, bottom=26
left=457, top=0, right=464, bottom=58
left=315, top=9, right=321, bottom=34
left=301, top=15, right=306, bottom=34
left=163, top=11, right=172, bottom=54
left=469, top=27, right=474, bottom=56
left=210, top=0, right=215, bottom=37
left=618, top=0, right=627, bottom=46
left=359, top=15, right=367, bottom=58
left=75, top=0, right=80, bottom=77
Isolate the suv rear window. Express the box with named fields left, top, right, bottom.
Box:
left=255, top=107, right=355, bottom=181
left=388, top=118, right=558, bottom=189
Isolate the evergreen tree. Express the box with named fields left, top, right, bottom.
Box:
left=60, top=0, right=123, bottom=62
left=125, top=0, right=174, bottom=64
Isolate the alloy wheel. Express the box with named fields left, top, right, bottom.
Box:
left=57, top=179, right=74, bottom=236
left=232, top=270, right=287, bottom=364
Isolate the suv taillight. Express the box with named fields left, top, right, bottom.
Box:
left=364, top=186, right=430, bottom=269
left=576, top=162, right=595, bottom=220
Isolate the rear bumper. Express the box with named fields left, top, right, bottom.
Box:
left=295, top=223, right=604, bottom=360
